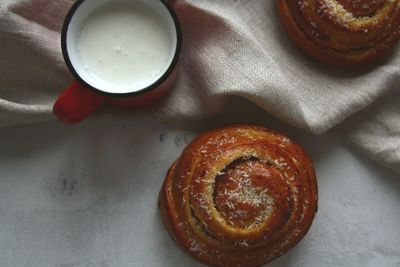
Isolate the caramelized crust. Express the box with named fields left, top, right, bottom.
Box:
left=158, top=124, right=318, bottom=267
left=279, top=0, right=400, bottom=66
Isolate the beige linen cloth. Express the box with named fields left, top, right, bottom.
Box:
left=0, top=0, right=399, bottom=173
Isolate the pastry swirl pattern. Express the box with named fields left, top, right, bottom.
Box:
left=159, top=125, right=318, bottom=267
left=279, top=0, right=400, bottom=65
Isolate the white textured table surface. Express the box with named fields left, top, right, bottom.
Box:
left=0, top=99, right=399, bottom=267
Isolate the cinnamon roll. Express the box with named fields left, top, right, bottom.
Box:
left=158, top=124, right=318, bottom=267
left=279, top=0, right=400, bottom=66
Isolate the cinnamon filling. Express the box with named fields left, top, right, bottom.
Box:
left=213, top=158, right=290, bottom=229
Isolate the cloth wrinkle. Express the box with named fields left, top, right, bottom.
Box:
left=0, top=0, right=399, bottom=173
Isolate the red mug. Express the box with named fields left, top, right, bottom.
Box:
left=54, top=0, right=182, bottom=124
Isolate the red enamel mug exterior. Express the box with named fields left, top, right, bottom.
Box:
left=53, top=0, right=182, bottom=124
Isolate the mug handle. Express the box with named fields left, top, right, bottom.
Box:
left=53, top=81, right=105, bottom=124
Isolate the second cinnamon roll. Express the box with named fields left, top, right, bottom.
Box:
left=279, top=0, right=400, bottom=66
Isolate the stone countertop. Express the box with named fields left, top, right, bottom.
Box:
left=0, top=98, right=399, bottom=267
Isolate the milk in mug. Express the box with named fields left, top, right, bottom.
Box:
left=77, top=2, right=172, bottom=92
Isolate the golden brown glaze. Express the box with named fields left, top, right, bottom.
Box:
left=158, top=124, right=318, bottom=267
left=279, top=0, right=400, bottom=66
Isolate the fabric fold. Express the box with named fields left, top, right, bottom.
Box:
left=0, top=0, right=399, bottom=173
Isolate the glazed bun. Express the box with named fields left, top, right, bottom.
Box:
left=159, top=124, right=318, bottom=267
left=279, top=0, right=400, bottom=66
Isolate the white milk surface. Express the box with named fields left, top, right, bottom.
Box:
left=77, top=2, right=172, bottom=92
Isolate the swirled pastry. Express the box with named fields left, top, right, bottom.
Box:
left=279, top=0, right=400, bottom=66
left=158, top=124, right=318, bottom=267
